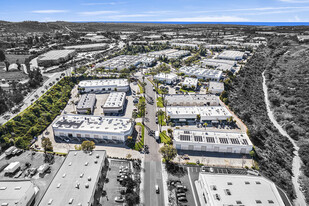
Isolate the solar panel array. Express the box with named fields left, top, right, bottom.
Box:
left=206, top=137, right=215, bottom=143
left=242, top=139, right=249, bottom=145
left=194, top=136, right=203, bottom=142
left=230, top=138, right=240, bottom=144
left=219, top=138, right=229, bottom=144
left=179, top=135, right=191, bottom=141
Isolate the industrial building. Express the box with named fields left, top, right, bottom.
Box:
left=200, top=59, right=236, bottom=71
left=78, top=79, right=130, bottom=93
left=76, top=94, right=96, bottom=114
left=166, top=106, right=232, bottom=122
left=147, top=49, right=190, bottom=59
left=154, top=73, right=178, bottom=84
left=52, top=114, right=134, bottom=142
left=171, top=43, right=198, bottom=49
left=0, top=180, right=38, bottom=206
left=195, top=173, right=285, bottom=206
left=173, top=129, right=252, bottom=153
left=38, top=150, right=107, bottom=206
left=37, top=50, right=76, bottom=67
left=208, top=81, right=225, bottom=94
left=182, top=77, right=198, bottom=89
left=165, top=94, right=220, bottom=106
left=179, top=66, right=222, bottom=81
left=217, top=50, right=245, bottom=61
left=102, top=92, right=126, bottom=114
left=64, top=43, right=108, bottom=52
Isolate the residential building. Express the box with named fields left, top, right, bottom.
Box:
left=208, top=81, right=224, bottom=94
left=76, top=94, right=96, bottom=114
left=166, top=106, right=232, bottom=122
left=37, top=50, right=76, bottom=67
left=52, top=114, right=134, bottom=142
left=173, top=129, right=252, bottom=153
left=0, top=180, right=38, bottom=206
left=217, top=50, right=245, bottom=61
left=179, top=66, right=222, bottom=81
left=154, top=73, right=178, bottom=84
left=182, top=77, right=198, bottom=89
left=102, top=92, right=126, bottom=114
left=78, top=79, right=130, bottom=93
left=165, top=94, right=220, bottom=106
left=38, top=150, right=107, bottom=206
left=196, top=173, right=286, bottom=206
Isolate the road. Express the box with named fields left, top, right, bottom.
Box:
left=140, top=75, right=165, bottom=206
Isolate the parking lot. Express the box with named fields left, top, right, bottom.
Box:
left=101, top=159, right=131, bottom=205
left=0, top=150, right=65, bottom=206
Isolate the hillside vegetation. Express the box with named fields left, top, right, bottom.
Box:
left=224, top=43, right=295, bottom=199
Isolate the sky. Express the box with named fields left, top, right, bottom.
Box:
left=1, top=0, right=309, bottom=22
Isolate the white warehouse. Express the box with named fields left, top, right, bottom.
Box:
left=182, top=77, right=198, bottom=89
left=52, top=114, right=134, bottom=142
left=102, top=92, right=126, bottom=114
left=154, top=73, right=178, bottom=84
left=217, top=50, right=245, bottom=61
left=179, top=66, right=222, bottom=81
left=173, top=129, right=252, bottom=154
left=78, top=79, right=130, bottom=93
left=166, top=106, right=232, bottom=122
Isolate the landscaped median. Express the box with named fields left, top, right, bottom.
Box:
left=137, top=80, right=144, bottom=94
left=160, top=130, right=172, bottom=145
left=156, top=97, right=164, bottom=108
left=134, top=122, right=145, bottom=151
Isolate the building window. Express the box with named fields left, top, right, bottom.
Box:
left=256, top=200, right=262, bottom=204
left=112, top=136, right=117, bottom=140
left=103, top=136, right=108, bottom=140
left=94, top=135, right=99, bottom=139
left=85, top=134, right=90, bottom=138
left=77, top=134, right=81, bottom=137
left=236, top=201, right=242, bottom=204
left=256, top=181, right=261, bottom=184
left=268, top=200, right=274, bottom=204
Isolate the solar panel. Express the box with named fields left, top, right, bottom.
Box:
left=206, top=137, right=215, bottom=143
left=230, top=138, right=240, bottom=144
left=179, top=135, right=191, bottom=141
left=194, top=136, right=203, bottom=142
left=242, top=139, right=249, bottom=145
left=219, top=138, right=229, bottom=144
left=184, top=130, right=191, bottom=134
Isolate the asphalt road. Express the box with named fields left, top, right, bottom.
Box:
left=141, top=76, right=165, bottom=206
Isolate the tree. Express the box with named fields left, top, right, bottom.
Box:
left=81, top=140, right=95, bottom=152
left=159, top=144, right=177, bottom=163
left=42, top=137, right=53, bottom=153
left=196, top=114, right=201, bottom=122
left=203, top=123, right=208, bottom=130
left=0, top=49, right=5, bottom=61
left=157, top=109, right=164, bottom=132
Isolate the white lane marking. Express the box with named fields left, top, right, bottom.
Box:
left=187, top=167, right=198, bottom=206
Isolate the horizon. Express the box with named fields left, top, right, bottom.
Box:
left=2, top=0, right=309, bottom=22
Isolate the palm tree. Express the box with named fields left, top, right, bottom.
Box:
left=203, top=123, right=208, bottom=130
left=157, top=109, right=164, bottom=132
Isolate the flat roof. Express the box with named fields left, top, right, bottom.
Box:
left=64, top=43, right=107, bottom=49
left=209, top=81, right=224, bottom=90
left=199, top=173, right=285, bottom=206
left=38, top=150, right=106, bottom=206
left=103, top=92, right=126, bottom=108
left=0, top=180, right=35, bottom=205
left=78, top=79, right=129, bottom=88
left=154, top=73, right=177, bottom=80
left=174, top=129, right=252, bottom=146
left=183, top=77, right=198, bottom=85
left=179, top=66, right=222, bottom=79
left=217, top=50, right=245, bottom=60
left=165, top=94, right=219, bottom=105
left=77, top=94, right=96, bottom=110
left=39, top=50, right=75, bottom=61
left=52, top=114, right=133, bottom=134
left=166, top=106, right=231, bottom=117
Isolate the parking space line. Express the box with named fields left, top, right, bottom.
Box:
left=187, top=167, right=198, bottom=206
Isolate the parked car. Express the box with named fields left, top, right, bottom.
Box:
left=114, top=196, right=125, bottom=203
left=155, top=185, right=160, bottom=194
left=178, top=197, right=188, bottom=202
left=176, top=193, right=186, bottom=198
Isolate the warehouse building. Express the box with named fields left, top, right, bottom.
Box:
left=38, top=150, right=106, bottom=206
left=148, top=49, right=190, bottom=59
left=200, top=59, right=236, bottom=71
left=208, top=81, right=225, bottom=94
left=37, top=50, right=76, bottom=67
left=179, top=66, right=222, bottom=81
left=0, top=180, right=38, bottom=206
left=166, top=106, right=232, bottom=122
left=165, top=94, right=220, bottom=106
left=154, top=73, right=178, bottom=84
left=173, top=129, right=252, bottom=153
left=78, top=79, right=130, bottom=94
left=76, top=94, right=96, bottom=114
left=182, top=77, right=198, bottom=89
left=64, top=43, right=108, bottom=52
left=195, top=173, right=285, bottom=206
left=102, top=92, right=126, bottom=114
left=94, top=55, right=141, bottom=71
left=217, top=50, right=245, bottom=61
left=52, top=114, right=134, bottom=142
